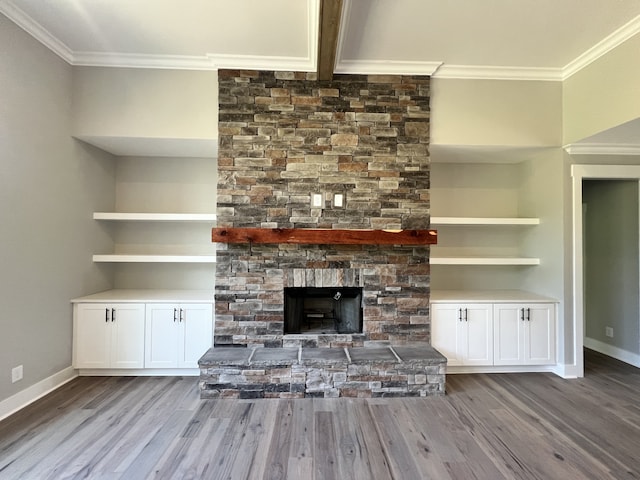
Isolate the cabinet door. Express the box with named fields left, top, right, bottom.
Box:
left=431, top=304, right=463, bottom=366
left=75, top=304, right=112, bottom=368
left=179, top=304, right=213, bottom=368
left=461, top=304, right=493, bottom=366
left=145, top=304, right=180, bottom=368
left=110, top=304, right=145, bottom=368
left=493, top=304, right=526, bottom=365
left=525, top=303, right=555, bottom=365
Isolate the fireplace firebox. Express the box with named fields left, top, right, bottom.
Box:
left=284, top=287, right=363, bottom=335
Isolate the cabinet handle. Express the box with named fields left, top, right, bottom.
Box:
left=174, top=308, right=178, bottom=322
left=180, top=309, right=184, bottom=322
left=520, top=308, right=525, bottom=321
left=464, top=308, right=468, bottom=322
left=527, top=308, right=531, bottom=321
left=105, top=308, right=109, bottom=322
left=458, top=308, right=463, bottom=322
left=111, top=308, right=116, bottom=322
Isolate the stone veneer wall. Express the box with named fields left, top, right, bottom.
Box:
left=215, top=70, right=431, bottom=348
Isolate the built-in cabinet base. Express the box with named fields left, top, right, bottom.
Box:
left=431, top=290, right=557, bottom=373
left=72, top=290, right=213, bottom=373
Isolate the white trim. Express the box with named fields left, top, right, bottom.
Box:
left=584, top=337, right=640, bottom=368
left=93, top=212, right=217, bottom=222
left=207, top=53, right=316, bottom=72
left=430, top=257, right=540, bottom=265
left=77, top=368, right=200, bottom=376
left=0, top=367, right=77, bottom=422
left=551, top=363, right=580, bottom=379
left=335, top=59, right=443, bottom=76
left=445, top=365, right=559, bottom=375
left=430, top=217, right=539, bottom=225
left=433, top=64, right=563, bottom=81
left=564, top=143, right=640, bottom=156
left=71, top=51, right=316, bottom=72
left=563, top=14, right=640, bottom=80
left=92, top=254, right=216, bottom=263
left=571, top=164, right=640, bottom=379
left=0, top=0, right=73, bottom=63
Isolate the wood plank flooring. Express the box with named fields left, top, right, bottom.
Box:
left=1, top=349, right=639, bottom=479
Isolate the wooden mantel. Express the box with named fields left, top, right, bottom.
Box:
left=212, top=228, right=437, bottom=245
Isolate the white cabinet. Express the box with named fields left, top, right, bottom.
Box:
left=430, top=291, right=557, bottom=371
left=72, top=290, right=214, bottom=374
left=494, top=303, right=556, bottom=366
left=74, top=303, right=145, bottom=368
left=145, top=303, right=213, bottom=368
left=431, top=303, right=493, bottom=366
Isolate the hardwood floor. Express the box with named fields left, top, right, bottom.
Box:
left=1, top=350, right=639, bottom=479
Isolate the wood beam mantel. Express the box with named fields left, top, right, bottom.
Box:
left=317, top=0, right=343, bottom=81
left=212, top=228, right=437, bottom=246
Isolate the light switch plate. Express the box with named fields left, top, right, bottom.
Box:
left=311, top=193, right=323, bottom=208
left=333, top=193, right=344, bottom=208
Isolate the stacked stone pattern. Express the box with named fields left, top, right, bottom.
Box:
left=216, top=70, right=431, bottom=347
left=199, top=346, right=446, bottom=399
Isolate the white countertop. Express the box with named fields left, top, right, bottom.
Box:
left=71, top=289, right=214, bottom=303
left=430, top=290, right=557, bottom=303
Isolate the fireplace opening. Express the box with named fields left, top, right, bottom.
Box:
left=284, top=287, right=363, bottom=335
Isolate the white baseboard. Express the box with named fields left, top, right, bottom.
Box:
left=551, top=363, right=580, bottom=379
left=445, top=365, right=558, bottom=375
left=585, top=337, right=640, bottom=368
left=0, top=366, right=78, bottom=422
left=77, top=368, right=200, bottom=376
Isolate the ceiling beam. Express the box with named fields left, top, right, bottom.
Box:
left=317, top=0, right=343, bottom=81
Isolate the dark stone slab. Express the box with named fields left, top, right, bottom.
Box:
left=349, top=347, right=397, bottom=363
left=252, top=347, right=298, bottom=364
left=301, top=347, right=348, bottom=363
left=392, top=345, right=447, bottom=365
left=198, top=347, right=251, bottom=366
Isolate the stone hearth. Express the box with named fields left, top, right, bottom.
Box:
left=199, top=345, right=446, bottom=398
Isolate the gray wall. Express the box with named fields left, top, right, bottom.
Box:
left=0, top=15, right=114, bottom=403
left=583, top=180, right=640, bottom=355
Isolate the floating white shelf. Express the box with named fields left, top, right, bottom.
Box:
left=94, top=212, right=217, bottom=222
left=430, top=257, right=540, bottom=265
left=92, top=255, right=216, bottom=263
left=430, top=217, right=539, bottom=225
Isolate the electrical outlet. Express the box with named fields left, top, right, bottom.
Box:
left=605, top=327, right=614, bottom=338
left=11, top=365, right=23, bottom=383
left=311, top=193, right=323, bottom=208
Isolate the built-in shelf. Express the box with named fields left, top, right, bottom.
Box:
left=430, top=257, right=540, bottom=265
left=94, top=213, right=217, bottom=222
left=430, top=217, right=539, bottom=226
left=92, top=255, right=216, bottom=263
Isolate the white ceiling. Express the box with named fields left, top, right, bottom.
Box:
left=2, top=0, right=640, bottom=81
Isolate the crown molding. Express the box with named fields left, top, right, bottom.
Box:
left=0, top=0, right=73, bottom=62
left=432, top=64, right=563, bottom=81
left=334, top=59, right=443, bottom=76
left=564, top=143, right=640, bottom=156
left=562, top=14, right=640, bottom=80
left=71, top=51, right=315, bottom=72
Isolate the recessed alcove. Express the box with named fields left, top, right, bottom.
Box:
left=284, top=287, right=363, bottom=334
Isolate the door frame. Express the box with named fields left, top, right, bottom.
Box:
left=571, top=164, right=640, bottom=377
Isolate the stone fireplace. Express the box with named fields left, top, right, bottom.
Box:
left=214, top=70, right=432, bottom=349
